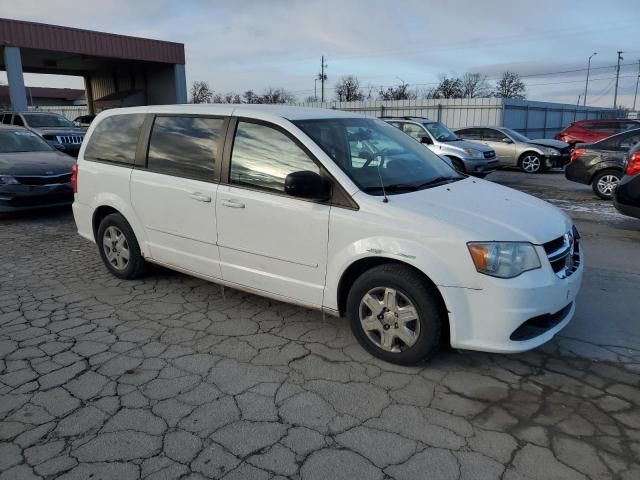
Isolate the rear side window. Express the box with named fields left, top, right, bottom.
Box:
left=457, top=128, right=481, bottom=140
left=84, top=114, right=145, bottom=164
left=1, top=114, right=11, bottom=125
left=12, top=115, right=24, bottom=126
left=146, top=116, right=223, bottom=181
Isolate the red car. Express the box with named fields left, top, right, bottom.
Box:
left=556, top=119, right=640, bottom=146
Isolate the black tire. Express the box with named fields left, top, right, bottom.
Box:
left=346, top=264, right=443, bottom=365
left=97, top=213, right=146, bottom=279
left=449, top=157, right=466, bottom=174
left=519, top=152, right=544, bottom=173
left=591, top=169, right=621, bottom=200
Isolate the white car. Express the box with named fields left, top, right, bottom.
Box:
left=72, top=105, right=583, bottom=365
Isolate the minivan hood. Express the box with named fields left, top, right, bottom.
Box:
left=528, top=138, right=569, bottom=150
left=386, top=178, right=571, bottom=244
left=443, top=139, right=493, bottom=153
left=0, top=151, right=75, bottom=176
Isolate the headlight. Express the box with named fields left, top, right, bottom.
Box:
left=463, top=148, right=484, bottom=159
left=0, top=175, right=19, bottom=185
left=544, top=147, right=560, bottom=156
left=467, top=242, right=541, bottom=278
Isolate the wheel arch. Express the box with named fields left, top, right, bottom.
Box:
left=90, top=201, right=147, bottom=256
left=336, top=256, right=451, bottom=346
left=588, top=165, right=623, bottom=185
left=445, top=155, right=466, bottom=172
left=518, top=149, right=543, bottom=163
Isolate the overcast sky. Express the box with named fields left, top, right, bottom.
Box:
left=1, top=0, right=638, bottom=107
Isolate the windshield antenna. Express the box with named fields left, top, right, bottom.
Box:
left=375, top=154, right=389, bottom=203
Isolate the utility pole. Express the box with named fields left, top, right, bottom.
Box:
left=613, top=51, right=624, bottom=109
left=318, top=56, right=327, bottom=103
left=633, top=60, right=640, bottom=112
left=583, top=52, right=597, bottom=106
left=577, top=95, right=581, bottom=106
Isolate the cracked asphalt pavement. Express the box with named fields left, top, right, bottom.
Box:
left=1, top=171, right=639, bottom=479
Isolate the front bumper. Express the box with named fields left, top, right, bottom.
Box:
left=440, top=252, right=584, bottom=353
left=0, top=183, right=73, bottom=212
left=461, top=158, right=500, bottom=175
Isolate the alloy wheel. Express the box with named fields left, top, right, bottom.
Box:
left=102, top=226, right=130, bottom=271
left=358, top=287, right=420, bottom=352
left=596, top=174, right=619, bottom=197
left=521, top=155, right=541, bottom=173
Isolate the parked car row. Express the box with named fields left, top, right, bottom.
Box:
left=556, top=119, right=640, bottom=146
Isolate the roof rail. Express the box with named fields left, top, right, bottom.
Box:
left=379, top=116, right=431, bottom=121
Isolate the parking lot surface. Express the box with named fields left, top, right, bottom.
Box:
left=1, top=171, right=639, bottom=480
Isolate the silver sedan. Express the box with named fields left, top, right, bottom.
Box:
left=455, top=126, right=571, bottom=173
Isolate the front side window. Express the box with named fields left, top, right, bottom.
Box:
left=1, top=114, right=11, bottom=125
left=12, top=115, right=24, bottom=127
left=22, top=114, right=75, bottom=128
left=84, top=114, right=145, bottom=164
left=0, top=130, right=52, bottom=153
left=230, top=121, right=321, bottom=193
left=483, top=129, right=508, bottom=141
left=147, top=116, right=223, bottom=180
left=294, top=118, right=462, bottom=196
left=456, top=128, right=481, bottom=140
left=402, top=123, right=427, bottom=142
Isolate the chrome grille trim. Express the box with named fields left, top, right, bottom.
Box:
left=55, top=135, right=84, bottom=145
left=543, top=227, right=580, bottom=279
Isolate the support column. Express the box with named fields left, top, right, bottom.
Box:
left=174, top=64, right=187, bottom=104
left=3, top=47, right=28, bottom=112
left=84, top=75, right=95, bottom=115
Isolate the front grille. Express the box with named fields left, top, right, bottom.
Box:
left=15, top=174, right=72, bottom=186
left=483, top=150, right=496, bottom=159
left=55, top=135, right=84, bottom=145
left=543, top=226, right=581, bottom=278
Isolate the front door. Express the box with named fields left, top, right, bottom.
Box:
left=216, top=120, right=330, bottom=307
left=482, top=128, right=516, bottom=165
left=131, top=115, right=226, bottom=279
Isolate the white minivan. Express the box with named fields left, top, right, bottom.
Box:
left=72, top=105, right=583, bottom=365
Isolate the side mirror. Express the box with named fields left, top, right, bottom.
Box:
left=420, top=136, right=433, bottom=145
left=501, top=137, right=513, bottom=144
left=284, top=170, right=331, bottom=201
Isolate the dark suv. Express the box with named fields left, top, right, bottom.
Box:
left=1, top=111, right=86, bottom=157
left=556, top=119, right=640, bottom=146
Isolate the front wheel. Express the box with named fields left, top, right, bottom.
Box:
left=519, top=153, right=545, bottom=173
left=591, top=169, right=621, bottom=200
left=346, top=264, right=443, bottom=365
left=97, top=213, right=146, bottom=279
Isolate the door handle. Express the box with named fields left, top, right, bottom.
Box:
left=189, top=192, right=212, bottom=202
left=221, top=199, right=245, bottom=209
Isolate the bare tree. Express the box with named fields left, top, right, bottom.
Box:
left=304, top=95, right=318, bottom=103
left=260, top=87, right=296, bottom=104
left=494, top=71, right=526, bottom=99
left=335, top=76, right=365, bottom=102
left=242, top=90, right=261, bottom=104
left=429, top=76, right=464, bottom=99
left=461, top=73, right=491, bottom=98
left=378, top=82, right=417, bottom=100
left=190, top=81, right=213, bottom=104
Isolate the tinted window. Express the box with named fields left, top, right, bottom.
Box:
left=402, top=123, right=427, bottom=142
left=457, top=128, right=482, bottom=140
left=84, top=114, right=145, bottom=164
left=147, top=116, right=223, bottom=180
left=230, top=121, right=321, bottom=193
left=585, top=122, right=616, bottom=132
left=483, top=129, right=508, bottom=141
left=12, top=115, right=24, bottom=127
left=1, top=114, right=11, bottom=125
left=596, top=129, right=640, bottom=149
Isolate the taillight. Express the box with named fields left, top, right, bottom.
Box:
left=627, top=152, right=640, bottom=176
left=71, top=163, right=78, bottom=193
left=570, top=148, right=586, bottom=162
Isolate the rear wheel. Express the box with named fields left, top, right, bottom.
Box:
left=346, top=264, right=443, bottom=365
left=519, top=153, right=544, bottom=173
left=97, top=213, right=146, bottom=279
left=591, top=169, right=621, bottom=200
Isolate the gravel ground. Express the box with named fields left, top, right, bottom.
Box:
left=0, top=172, right=639, bottom=479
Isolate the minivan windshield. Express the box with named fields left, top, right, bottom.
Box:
left=23, top=114, right=75, bottom=128
left=423, top=122, right=459, bottom=142
left=293, top=118, right=463, bottom=195
left=0, top=130, right=53, bottom=153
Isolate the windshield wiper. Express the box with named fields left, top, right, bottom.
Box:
left=361, top=183, right=419, bottom=193
left=415, top=176, right=463, bottom=189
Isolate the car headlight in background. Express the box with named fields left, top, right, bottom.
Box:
left=543, top=147, right=560, bottom=156
left=0, top=175, right=19, bottom=185
left=462, top=148, right=484, bottom=159
left=468, top=242, right=541, bottom=278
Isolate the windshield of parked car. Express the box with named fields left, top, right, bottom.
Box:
left=293, top=118, right=463, bottom=195
left=422, top=122, right=459, bottom=142
left=0, top=130, right=53, bottom=153
left=23, top=114, right=75, bottom=128
left=502, top=128, right=531, bottom=143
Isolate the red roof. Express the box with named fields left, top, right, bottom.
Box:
left=0, top=17, right=185, bottom=64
